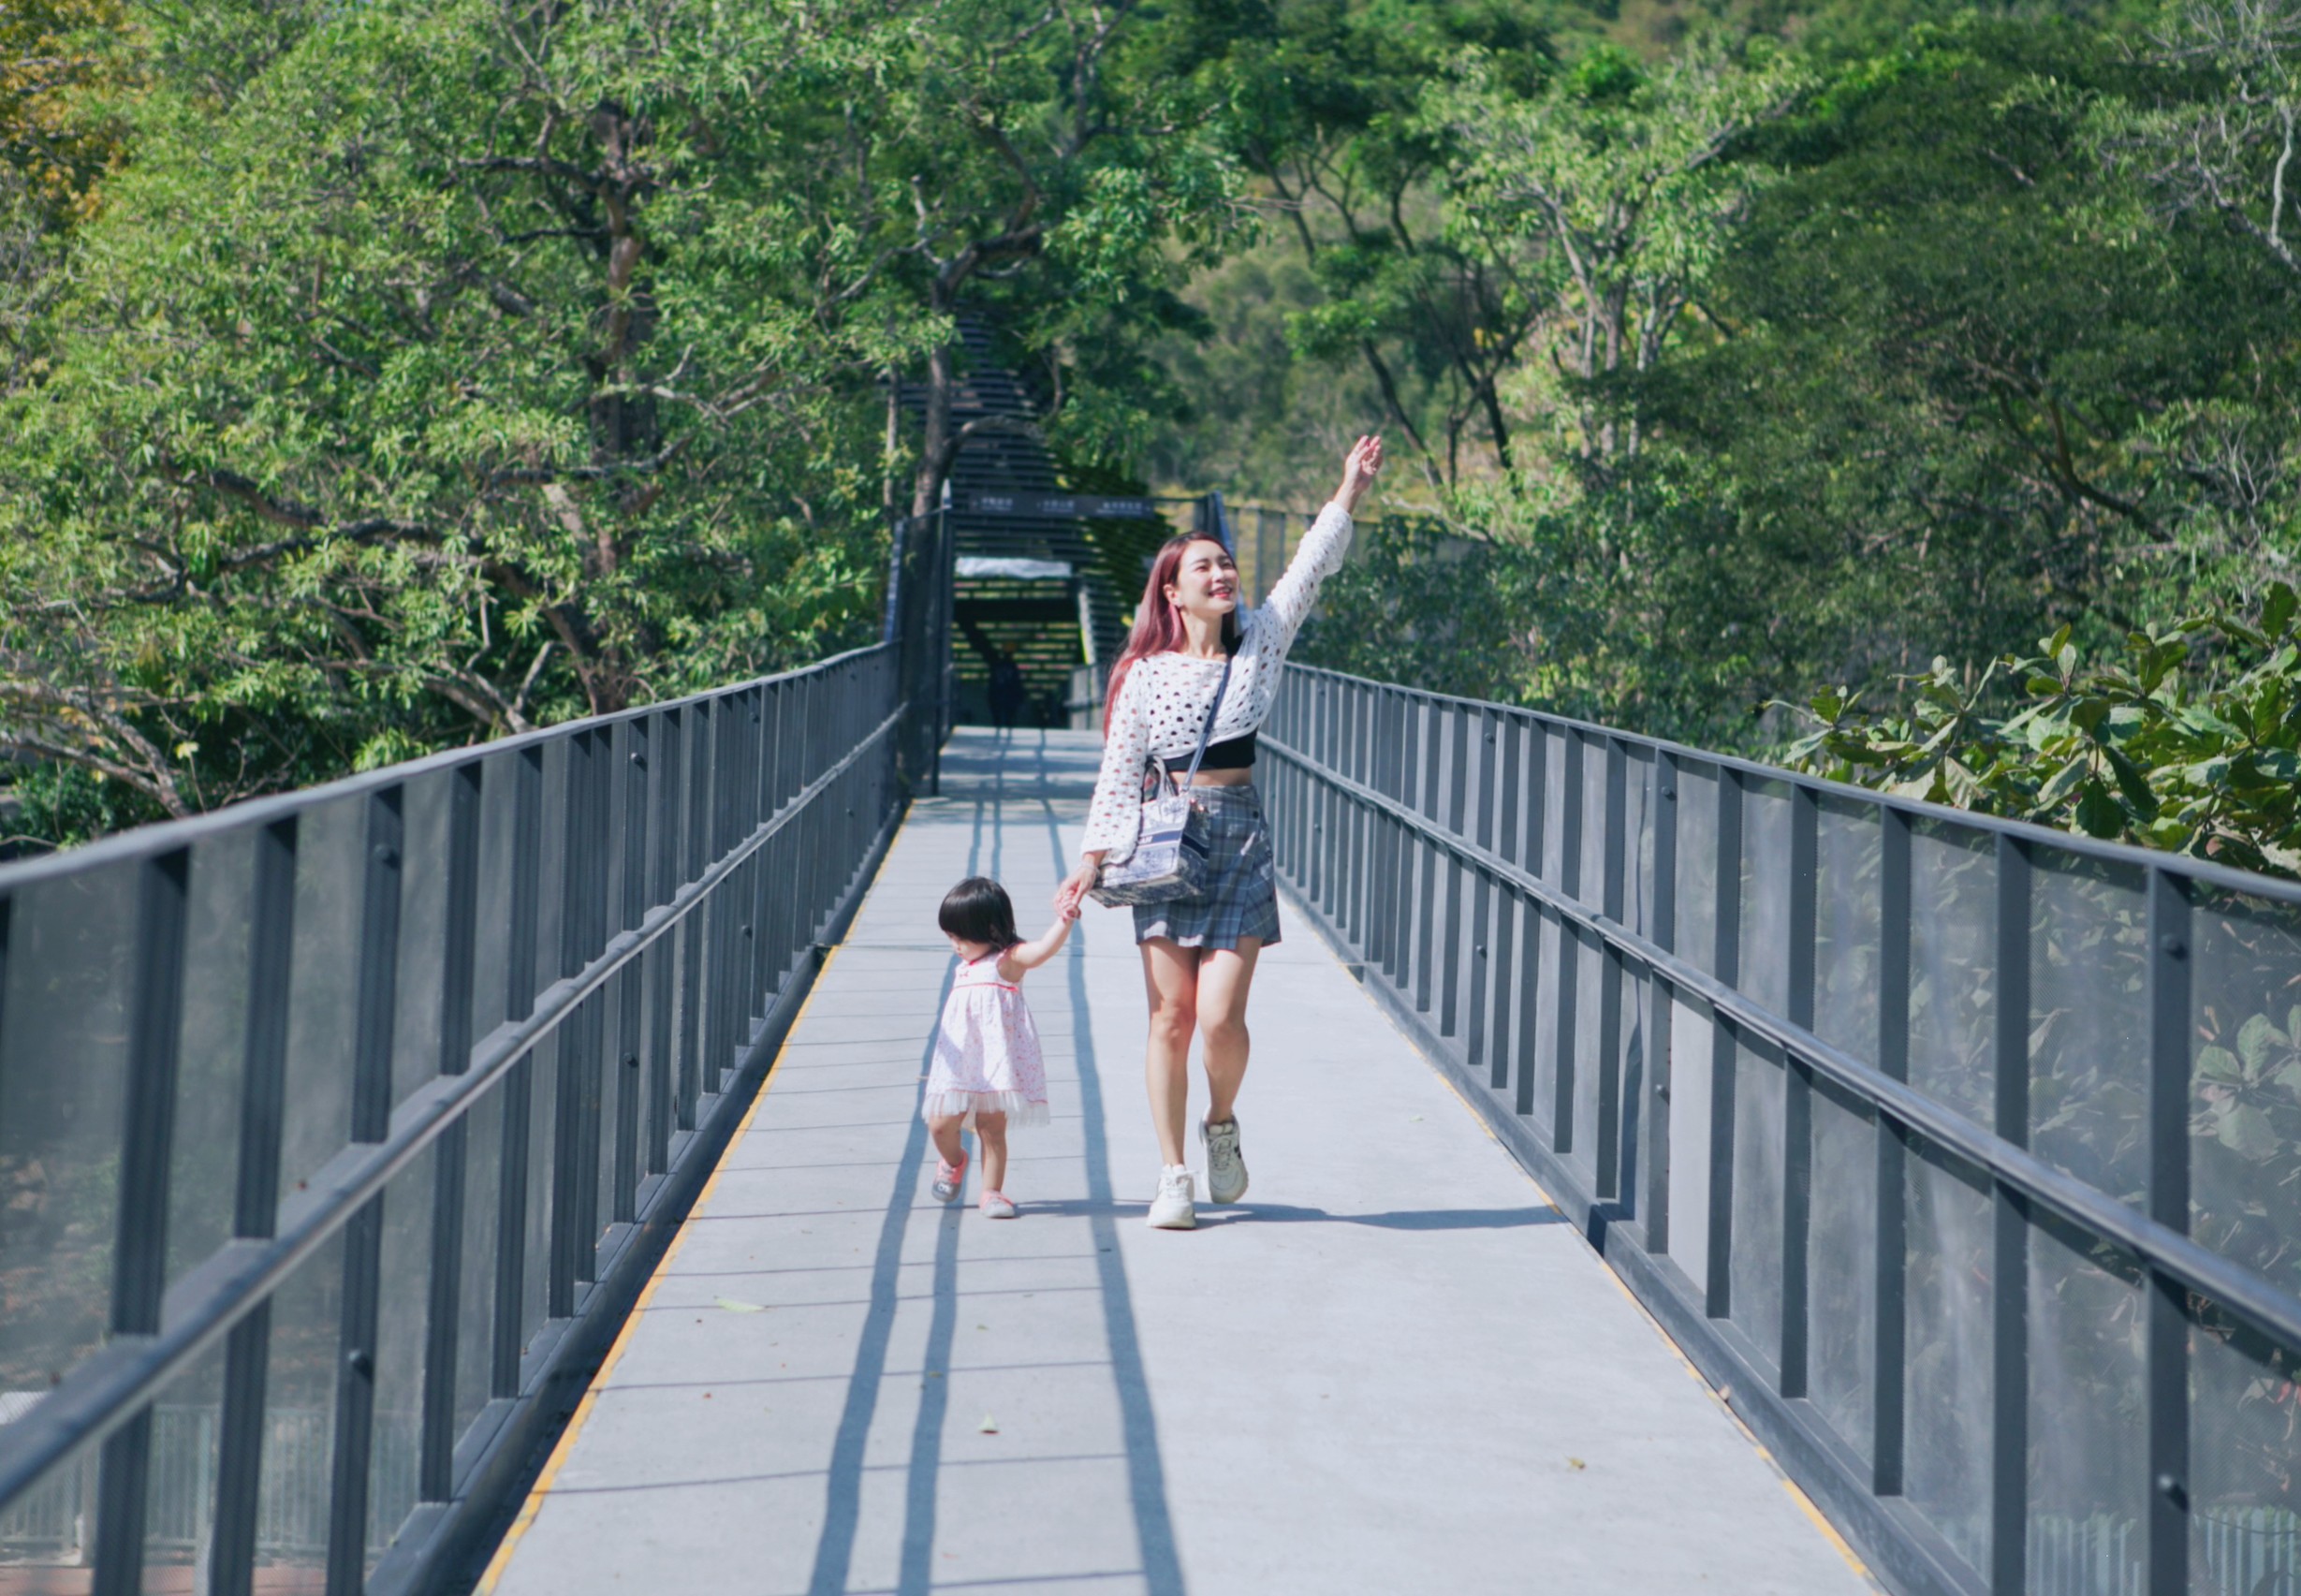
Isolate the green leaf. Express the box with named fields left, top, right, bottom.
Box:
left=2238, top=1013, right=2282, bottom=1073
left=2102, top=746, right=2161, bottom=818
left=2266, top=581, right=2298, bottom=638
left=2217, top=1102, right=2281, bottom=1161
left=2198, top=1045, right=2246, bottom=1083
left=2074, top=779, right=2124, bottom=839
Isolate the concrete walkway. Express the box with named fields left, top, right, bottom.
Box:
left=479, top=729, right=1879, bottom=1596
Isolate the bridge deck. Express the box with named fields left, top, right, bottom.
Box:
left=477, top=730, right=1878, bottom=1596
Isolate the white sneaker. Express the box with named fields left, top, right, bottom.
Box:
left=1200, top=1117, right=1248, bottom=1204
left=1147, top=1165, right=1196, bottom=1230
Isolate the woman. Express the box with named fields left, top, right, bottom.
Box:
left=1054, top=434, right=1385, bottom=1229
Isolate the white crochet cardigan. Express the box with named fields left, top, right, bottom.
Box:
left=1081, top=501, right=1355, bottom=860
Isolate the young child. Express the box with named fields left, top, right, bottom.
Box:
left=926, top=876, right=1075, bottom=1217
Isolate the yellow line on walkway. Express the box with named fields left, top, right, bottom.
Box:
left=474, top=941, right=849, bottom=1594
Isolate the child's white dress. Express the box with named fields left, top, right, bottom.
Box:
left=923, top=953, right=1051, bottom=1127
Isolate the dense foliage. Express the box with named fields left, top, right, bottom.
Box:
left=0, top=0, right=1239, bottom=842
left=1786, top=584, right=2301, bottom=876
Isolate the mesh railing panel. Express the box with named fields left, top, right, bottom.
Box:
left=1260, top=664, right=2301, bottom=1596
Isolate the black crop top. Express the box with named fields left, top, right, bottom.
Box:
left=1197, top=729, right=1257, bottom=770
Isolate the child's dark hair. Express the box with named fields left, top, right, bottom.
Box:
left=939, top=876, right=1021, bottom=950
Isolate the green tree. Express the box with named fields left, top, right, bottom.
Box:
left=1, top=0, right=927, bottom=829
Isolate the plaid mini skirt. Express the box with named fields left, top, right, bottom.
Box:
left=1132, top=783, right=1282, bottom=949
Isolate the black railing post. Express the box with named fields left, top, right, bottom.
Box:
left=210, top=818, right=297, bottom=1596
left=91, top=848, right=190, bottom=1596
left=1989, top=833, right=2033, bottom=1596
left=421, top=765, right=483, bottom=1506
left=494, top=748, right=544, bottom=1400
left=326, top=784, right=404, bottom=1596
left=1595, top=738, right=1628, bottom=1200
left=1874, top=805, right=1913, bottom=1498
left=2145, top=866, right=2192, bottom=1596
left=1441, top=705, right=1470, bottom=1038
left=1489, top=716, right=1524, bottom=1095
left=1555, top=732, right=1586, bottom=1152
left=1781, top=783, right=1819, bottom=1398
left=1514, top=721, right=1547, bottom=1120
left=1706, top=768, right=1742, bottom=1321
left=1645, top=754, right=1679, bottom=1255
left=1467, top=710, right=1498, bottom=1082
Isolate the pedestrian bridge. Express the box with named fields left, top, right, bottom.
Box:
left=470, top=729, right=1869, bottom=1596
left=0, top=643, right=2295, bottom=1596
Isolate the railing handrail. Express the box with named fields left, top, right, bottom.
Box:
left=0, top=696, right=904, bottom=1514
left=0, top=640, right=895, bottom=892
left=1258, top=725, right=2301, bottom=1354
left=0, top=640, right=909, bottom=1590
left=1261, top=660, right=2298, bottom=1596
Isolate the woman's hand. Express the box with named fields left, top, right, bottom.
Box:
left=1054, top=858, right=1101, bottom=919
left=1336, top=432, right=1385, bottom=515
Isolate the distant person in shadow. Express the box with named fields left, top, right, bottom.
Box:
left=960, top=616, right=1030, bottom=731
left=1055, top=434, right=1385, bottom=1229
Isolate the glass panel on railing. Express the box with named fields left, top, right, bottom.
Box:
left=1628, top=748, right=1658, bottom=943
left=256, top=1229, right=344, bottom=1593
left=470, top=750, right=520, bottom=1044
left=0, top=1416, right=105, bottom=1573
left=2189, top=1297, right=2301, bottom=1596
left=1578, top=737, right=1606, bottom=910
left=1730, top=1035, right=1787, bottom=1379
left=367, top=1148, right=432, bottom=1573
left=0, top=860, right=137, bottom=1403
left=534, top=740, right=569, bottom=989
left=520, top=1049, right=559, bottom=1354
left=2029, top=851, right=2147, bottom=1206
left=1667, top=993, right=1714, bottom=1296
left=1540, top=727, right=1567, bottom=885
left=1905, top=1141, right=1994, bottom=1577
left=140, top=1343, right=227, bottom=1592
left=1566, top=924, right=1603, bottom=1186
left=389, top=769, right=460, bottom=1108
left=453, top=1084, right=506, bottom=1449
left=1809, top=1076, right=1876, bottom=1466
left=1740, top=781, right=1795, bottom=1018
left=1676, top=764, right=1719, bottom=979
left=280, top=795, right=367, bottom=1199
left=2025, top=1211, right=2144, bottom=1596
left=170, top=831, right=255, bottom=1282
left=1814, top=799, right=1883, bottom=1067
left=2190, top=887, right=2301, bottom=1296
left=1909, top=821, right=1998, bottom=1133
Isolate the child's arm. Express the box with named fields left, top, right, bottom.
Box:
left=997, top=911, right=1077, bottom=978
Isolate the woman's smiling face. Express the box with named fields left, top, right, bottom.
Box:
left=1163, top=537, right=1238, bottom=621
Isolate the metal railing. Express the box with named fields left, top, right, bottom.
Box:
left=0, top=644, right=903, bottom=1594
left=1262, top=664, right=2301, bottom=1596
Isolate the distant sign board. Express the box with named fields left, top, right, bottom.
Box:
left=963, top=492, right=1155, bottom=520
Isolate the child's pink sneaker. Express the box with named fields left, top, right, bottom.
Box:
left=932, top=1156, right=966, bottom=1203
left=979, top=1191, right=1017, bottom=1219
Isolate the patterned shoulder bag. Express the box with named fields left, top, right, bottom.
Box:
left=1089, top=655, right=1233, bottom=908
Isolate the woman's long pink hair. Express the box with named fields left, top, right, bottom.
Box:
left=1103, top=533, right=1239, bottom=736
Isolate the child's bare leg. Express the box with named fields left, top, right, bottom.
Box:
left=975, top=1112, right=1009, bottom=1193
left=927, top=1114, right=968, bottom=1168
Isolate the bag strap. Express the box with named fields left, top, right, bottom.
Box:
left=1173, top=654, right=1234, bottom=789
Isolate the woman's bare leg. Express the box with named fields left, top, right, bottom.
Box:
left=975, top=1112, right=1009, bottom=1193
left=1194, top=939, right=1263, bottom=1124
left=1139, top=938, right=1202, bottom=1166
